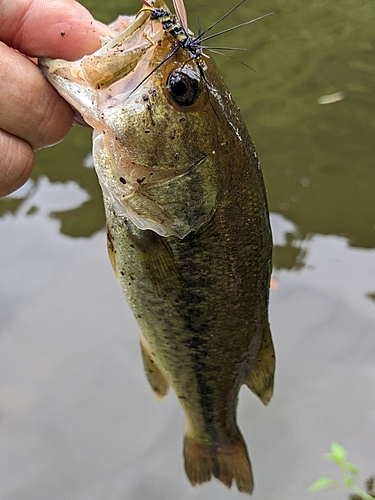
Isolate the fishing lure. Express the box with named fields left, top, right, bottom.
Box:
left=140, top=0, right=205, bottom=65
left=134, top=0, right=272, bottom=97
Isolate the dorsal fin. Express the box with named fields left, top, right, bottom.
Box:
left=244, top=323, right=275, bottom=405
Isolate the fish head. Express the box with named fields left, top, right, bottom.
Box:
left=40, top=3, right=238, bottom=238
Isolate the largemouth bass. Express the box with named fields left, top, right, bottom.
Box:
left=40, top=0, right=275, bottom=494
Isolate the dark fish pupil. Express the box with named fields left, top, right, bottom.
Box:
left=171, top=79, right=188, bottom=97
left=167, top=70, right=200, bottom=106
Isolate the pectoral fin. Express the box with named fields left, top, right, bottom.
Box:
left=244, top=323, right=275, bottom=405
left=140, top=336, right=170, bottom=400
left=126, top=225, right=183, bottom=301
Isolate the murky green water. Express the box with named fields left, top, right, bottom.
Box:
left=1, top=1, right=374, bottom=499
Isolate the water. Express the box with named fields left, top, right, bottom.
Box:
left=1, top=0, right=374, bottom=498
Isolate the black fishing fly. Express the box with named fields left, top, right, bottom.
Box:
left=131, top=0, right=272, bottom=102
left=146, top=6, right=205, bottom=65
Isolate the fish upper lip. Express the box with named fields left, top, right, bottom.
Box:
left=39, top=8, right=163, bottom=95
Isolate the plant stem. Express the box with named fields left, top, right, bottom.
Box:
left=350, top=483, right=375, bottom=500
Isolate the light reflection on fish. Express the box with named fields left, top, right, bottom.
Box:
left=40, top=0, right=275, bottom=494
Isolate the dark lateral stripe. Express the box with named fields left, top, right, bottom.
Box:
left=181, top=294, right=218, bottom=442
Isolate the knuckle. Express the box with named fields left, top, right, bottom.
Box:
left=34, top=89, right=73, bottom=149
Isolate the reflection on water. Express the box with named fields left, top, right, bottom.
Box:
left=1, top=0, right=374, bottom=259
left=1, top=0, right=373, bottom=261
left=1, top=207, right=375, bottom=500
left=1, top=0, right=375, bottom=498
left=271, top=213, right=307, bottom=270
left=0, top=127, right=105, bottom=238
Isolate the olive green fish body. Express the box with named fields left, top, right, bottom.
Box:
left=40, top=5, right=274, bottom=494
left=104, top=63, right=274, bottom=489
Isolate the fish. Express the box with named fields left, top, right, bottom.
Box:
left=39, top=0, right=275, bottom=494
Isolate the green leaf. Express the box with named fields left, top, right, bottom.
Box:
left=325, top=452, right=345, bottom=466
left=325, top=452, right=336, bottom=462
left=344, top=476, right=354, bottom=488
left=344, top=462, right=359, bottom=475
left=308, top=477, right=336, bottom=492
left=331, top=442, right=347, bottom=461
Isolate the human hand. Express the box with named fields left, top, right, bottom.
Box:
left=0, top=0, right=110, bottom=197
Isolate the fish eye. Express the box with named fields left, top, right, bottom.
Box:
left=166, top=69, right=200, bottom=106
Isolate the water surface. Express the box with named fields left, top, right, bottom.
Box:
left=1, top=0, right=374, bottom=499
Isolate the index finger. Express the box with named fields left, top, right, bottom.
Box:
left=0, top=0, right=111, bottom=59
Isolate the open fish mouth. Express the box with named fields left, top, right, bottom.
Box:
left=39, top=6, right=165, bottom=125
left=39, top=4, right=221, bottom=240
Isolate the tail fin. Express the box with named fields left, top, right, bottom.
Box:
left=184, top=432, right=253, bottom=494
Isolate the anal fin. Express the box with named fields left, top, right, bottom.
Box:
left=245, top=323, right=275, bottom=405
left=140, top=336, right=170, bottom=400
